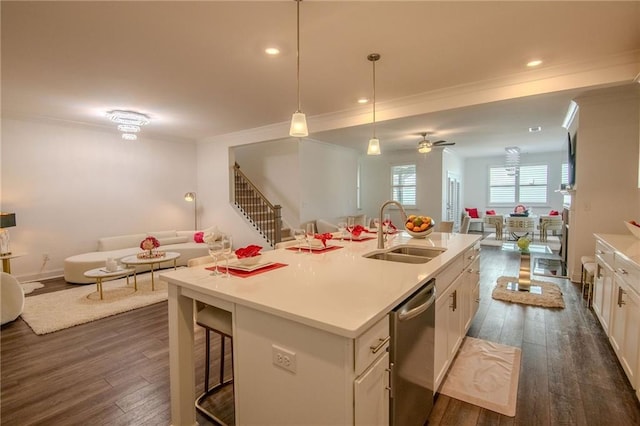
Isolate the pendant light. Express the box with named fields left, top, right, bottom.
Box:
left=289, top=0, right=308, bottom=137
left=367, top=53, right=381, bottom=155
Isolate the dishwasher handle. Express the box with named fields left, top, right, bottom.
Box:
left=397, top=282, right=436, bottom=322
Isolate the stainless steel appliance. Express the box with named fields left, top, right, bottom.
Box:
left=389, top=279, right=436, bottom=426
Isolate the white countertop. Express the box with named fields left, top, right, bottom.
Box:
left=160, top=232, right=480, bottom=338
left=594, top=233, right=640, bottom=266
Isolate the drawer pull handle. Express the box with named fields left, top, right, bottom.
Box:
left=617, top=268, right=628, bottom=275
left=617, top=287, right=626, bottom=307
left=370, top=336, right=390, bottom=354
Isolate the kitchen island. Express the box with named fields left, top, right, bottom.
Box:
left=161, top=231, right=481, bottom=426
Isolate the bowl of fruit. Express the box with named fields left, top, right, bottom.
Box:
left=404, top=215, right=435, bottom=238
left=625, top=220, right=640, bottom=239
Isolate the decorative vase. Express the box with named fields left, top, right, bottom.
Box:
left=517, top=236, right=531, bottom=252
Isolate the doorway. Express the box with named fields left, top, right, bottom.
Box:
left=446, top=173, right=461, bottom=230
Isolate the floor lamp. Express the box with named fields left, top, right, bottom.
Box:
left=184, top=193, right=197, bottom=230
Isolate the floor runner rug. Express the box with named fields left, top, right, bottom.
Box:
left=440, top=337, right=521, bottom=417
left=21, top=272, right=167, bottom=335
left=492, top=276, right=565, bottom=308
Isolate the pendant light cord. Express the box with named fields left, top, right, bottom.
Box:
left=296, top=0, right=301, bottom=112
left=372, top=58, right=376, bottom=138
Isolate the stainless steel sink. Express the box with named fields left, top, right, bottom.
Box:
left=363, top=246, right=446, bottom=264
left=388, top=246, right=446, bottom=258
left=364, top=252, right=431, bottom=264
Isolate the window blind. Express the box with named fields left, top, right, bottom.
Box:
left=391, top=164, right=416, bottom=206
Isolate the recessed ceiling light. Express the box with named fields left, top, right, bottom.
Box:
left=357, top=98, right=369, bottom=104
left=528, top=126, right=542, bottom=132
left=527, top=59, right=543, bottom=67
left=122, top=133, right=137, bottom=141
left=265, top=47, right=280, bottom=55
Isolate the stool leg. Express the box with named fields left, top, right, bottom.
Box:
left=219, top=335, right=226, bottom=385
left=204, top=328, right=211, bottom=392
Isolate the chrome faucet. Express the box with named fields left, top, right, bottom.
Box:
left=377, top=200, right=408, bottom=249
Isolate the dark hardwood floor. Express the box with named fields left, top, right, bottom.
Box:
left=2, top=245, right=640, bottom=425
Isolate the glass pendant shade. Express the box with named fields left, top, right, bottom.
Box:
left=367, top=138, right=381, bottom=155
left=290, top=111, right=308, bottom=137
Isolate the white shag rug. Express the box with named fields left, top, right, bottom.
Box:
left=21, top=272, right=167, bottom=335
left=20, top=281, right=45, bottom=294
left=440, top=337, right=521, bottom=417
left=480, top=233, right=561, bottom=251
left=492, top=276, right=565, bottom=309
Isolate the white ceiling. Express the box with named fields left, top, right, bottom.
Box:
left=2, top=1, right=639, bottom=157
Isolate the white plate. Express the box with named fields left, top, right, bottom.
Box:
left=226, top=261, right=275, bottom=272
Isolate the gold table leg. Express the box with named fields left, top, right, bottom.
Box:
left=2, top=258, right=10, bottom=274
left=97, top=277, right=104, bottom=300
left=151, top=264, right=155, bottom=291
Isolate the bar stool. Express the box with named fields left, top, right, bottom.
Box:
left=580, top=255, right=596, bottom=307
left=188, top=256, right=234, bottom=425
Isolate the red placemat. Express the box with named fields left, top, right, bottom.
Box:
left=206, top=262, right=288, bottom=278
left=286, top=245, right=343, bottom=254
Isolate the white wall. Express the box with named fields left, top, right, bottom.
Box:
left=360, top=149, right=444, bottom=226
left=568, top=84, right=640, bottom=281
left=463, top=151, right=567, bottom=215
left=1, top=118, right=197, bottom=281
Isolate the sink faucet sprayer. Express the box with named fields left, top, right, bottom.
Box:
left=378, top=200, right=408, bottom=249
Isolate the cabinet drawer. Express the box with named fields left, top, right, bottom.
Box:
left=596, top=240, right=615, bottom=269
left=463, top=245, right=480, bottom=269
left=614, top=254, right=640, bottom=295
left=436, top=256, right=464, bottom=295
left=355, top=315, right=389, bottom=376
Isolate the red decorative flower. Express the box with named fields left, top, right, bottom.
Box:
left=140, top=236, right=160, bottom=251
left=235, top=245, right=262, bottom=258
left=314, top=233, right=333, bottom=247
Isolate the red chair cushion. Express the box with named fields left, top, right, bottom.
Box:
left=465, top=208, right=480, bottom=219
left=486, top=210, right=496, bottom=215
left=549, top=210, right=559, bottom=216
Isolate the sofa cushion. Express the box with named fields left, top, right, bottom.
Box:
left=158, top=235, right=189, bottom=245
left=147, top=230, right=177, bottom=238
left=98, top=233, right=147, bottom=251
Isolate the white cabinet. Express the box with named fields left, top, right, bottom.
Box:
left=593, top=240, right=615, bottom=333
left=355, top=351, right=390, bottom=426
left=610, top=255, right=640, bottom=389
left=434, top=244, right=480, bottom=390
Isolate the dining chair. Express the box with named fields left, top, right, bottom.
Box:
left=437, top=221, right=454, bottom=233
left=538, top=216, right=563, bottom=242
left=459, top=215, right=471, bottom=234
left=505, top=217, right=535, bottom=241
left=188, top=256, right=234, bottom=424
left=484, top=215, right=505, bottom=240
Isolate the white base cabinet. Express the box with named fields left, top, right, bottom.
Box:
left=355, top=351, right=390, bottom=426
left=434, top=244, right=480, bottom=391
left=593, top=234, right=640, bottom=401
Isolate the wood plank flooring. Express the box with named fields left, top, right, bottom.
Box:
left=2, top=246, right=640, bottom=425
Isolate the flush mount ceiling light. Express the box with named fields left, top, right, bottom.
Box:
left=367, top=53, right=381, bottom=156
left=357, top=98, right=369, bottom=104
left=528, top=126, right=542, bottom=133
left=121, top=133, right=137, bottom=141
left=265, top=47, right=280, bottom=55
left=117, top=124, right=141, bottom=133
left=527, top=59, right=543, bottom=67
left=289, top=0, right=308, bottom=138
left=107, top=110, right=150, bottom=126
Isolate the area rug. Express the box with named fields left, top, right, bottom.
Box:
left=440, top=337, right=521, bottom=417
left=492, top=276, right=565, bottom=308
left=480, top=233, right=560, bottom=251
left=20, top=281, right=44, bottom=294
left=21, top=272, right=168, bottom=335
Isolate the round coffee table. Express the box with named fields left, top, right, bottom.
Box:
left=120, top=251, right=181, bottom=291
left=84, top=267, right=136, bottom=300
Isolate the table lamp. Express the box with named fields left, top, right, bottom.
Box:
left=0, top=213, right=17, bottom=255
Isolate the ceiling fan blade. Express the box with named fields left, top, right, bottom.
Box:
left=432, top=140, right=455, bottom=146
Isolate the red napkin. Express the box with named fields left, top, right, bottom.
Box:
left=383, top=220, right=397, bottom=232
left=351, top=225, right=366, bottom=237
left=314, top=233, right=333, bottom=247
left=235, top=245, right=262, bottom=259
left=630, top=220, right=640, bottom=228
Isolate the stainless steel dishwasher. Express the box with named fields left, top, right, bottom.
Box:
left=389, top=278, right=436, bottom=426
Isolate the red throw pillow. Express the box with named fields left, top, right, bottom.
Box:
left=486, top=210, right=496, bottom=215
left=549, top=210, right=559, bottom=216
left=465, top=207, right=479, bottom=219
left=194, top=231, right=205, bottom=243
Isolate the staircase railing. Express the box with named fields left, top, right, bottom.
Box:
left=233, top=163, right=282, bottom=246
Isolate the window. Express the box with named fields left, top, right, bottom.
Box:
left=391, top=164, right=416, bottom=206
left=561, top=162, right=569, bottom=186
left=489, top=164, right=548, bottom=204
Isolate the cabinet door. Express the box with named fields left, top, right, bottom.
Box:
left=354, top=351, right=389, bottom=426
left=593, top=261, right=614, bottom=333
left=610, top=278, right=640, bottom=388
left=463, top=258, right=480, bottom=332
left=447, top=274, right=464, bottom=360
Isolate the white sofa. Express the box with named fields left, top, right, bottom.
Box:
left=63, top=230, right=210, bottom=284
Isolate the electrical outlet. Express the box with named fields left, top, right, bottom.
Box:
left=272, top=344, right=297, bottom=373
left=42, top=253, right=50, bottom=262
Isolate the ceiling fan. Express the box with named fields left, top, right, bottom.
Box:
left=417, top=132, right=455, bottom=153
